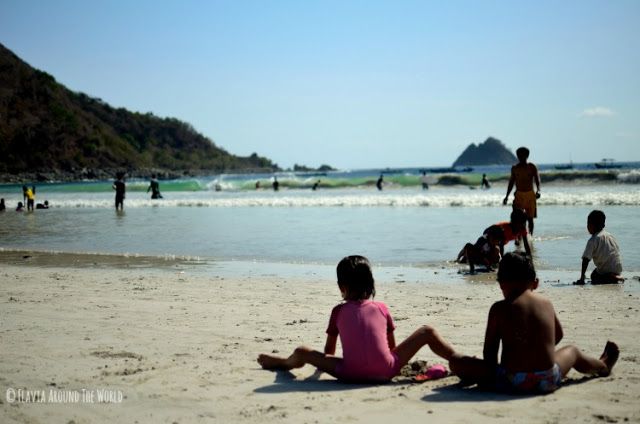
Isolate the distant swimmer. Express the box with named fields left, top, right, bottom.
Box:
left=272, top=176, right=279, bottom=191
left=112, top=172, right=126, bottom=211
left=16, top=201, right=24, bottom=212
left=0, top=198, right=5, bottom=211
left=36, top=200, right=49, bottom=209
left=376, top=174, right=384, bottom=191
left=481, top=173, right=491, bottom=189
left=255, top=180, right=261, bottom=190
left=147, top=174, right=163, bottom=199
left=420, top=171, right=429, bottom=190
left=312, top=180, right=321, bottom=191
left=503, top=147, right=541, bottom=234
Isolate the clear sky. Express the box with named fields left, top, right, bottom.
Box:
left=1, top=0, right=639, bottom=169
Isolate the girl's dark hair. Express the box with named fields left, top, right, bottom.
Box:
left=497, top=252, right=536, bottom=284
left=336, top=255, right=375, bottom=300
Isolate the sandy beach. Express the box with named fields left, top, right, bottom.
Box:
left=1, top=259, right=639, bottom=424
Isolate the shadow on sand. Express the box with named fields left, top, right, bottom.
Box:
left=421, top=375, right=599, bottom=403
left=254, top=369, right=416, bottom=394
left=255, top=369, right=599, bottom=398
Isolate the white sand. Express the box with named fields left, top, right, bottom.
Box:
left=1, top=263, right=639, bottom=423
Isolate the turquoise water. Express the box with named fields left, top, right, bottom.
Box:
left=0, top=183, right=638, bottom=272
left=1, top=162, right=639, bottom=194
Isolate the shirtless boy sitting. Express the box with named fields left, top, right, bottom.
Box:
left=449, top=252, right=619, bottom=394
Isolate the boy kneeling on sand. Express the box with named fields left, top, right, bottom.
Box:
left=449, top=252, right=619, bottom=394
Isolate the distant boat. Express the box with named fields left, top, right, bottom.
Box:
left=594, top=159, right=621, bottom=169
left=554, top=162, right=574, bottom=170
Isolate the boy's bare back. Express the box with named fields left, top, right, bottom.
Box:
left=512, top=162, right=538, bottom=192
left=488, top=290, right=559, bottom=373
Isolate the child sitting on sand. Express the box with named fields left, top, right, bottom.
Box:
left=574, top=210, right=623, bottom=285
left=257, top=255, right=456, bottom=382
left=456, top=225, right=504, bottom=273
left=449, top=252, right=619, bottom=394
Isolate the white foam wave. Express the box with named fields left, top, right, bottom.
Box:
left=618, top=170, right=640, bottom=184
left=46, top=191, right=640, bottom=208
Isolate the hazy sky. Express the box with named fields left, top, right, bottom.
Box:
left=1, top=0, right=639, bottom=169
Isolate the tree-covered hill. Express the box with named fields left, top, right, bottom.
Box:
left=0, top=43, right=278, bottom=178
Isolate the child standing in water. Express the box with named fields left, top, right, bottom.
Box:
left=112, top=172, right=126, bottom=211
left=257, top=255, right=456, bottom=382
left=503, top=147, right=541, bottom=234
left=26, top=186, right=35, bottom=211
left=449, top=252, right=619, bottom=394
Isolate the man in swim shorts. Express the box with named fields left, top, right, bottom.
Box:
left=503, top=147, right=541, bottom=234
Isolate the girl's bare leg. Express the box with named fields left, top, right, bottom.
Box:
left=392, top=325, right=456, bottom=368
left=258, top=346, right=342, bottom=377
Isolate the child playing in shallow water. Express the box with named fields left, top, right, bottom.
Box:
left=449, top=252, right=619, bottom=394
left=492, top=208, right=531, bottom=257
left=456, top=224, right=504, bottom=273
left=257, top=255, right=456, bottom=382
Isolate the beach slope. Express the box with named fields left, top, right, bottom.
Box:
left=1, top=263, right=638, bottom=423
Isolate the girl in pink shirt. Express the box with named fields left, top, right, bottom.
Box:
left=257, top=255, right=456, bottom=382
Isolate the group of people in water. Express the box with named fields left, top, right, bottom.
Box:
left=1, top=174, right=164, bottom=213
left=258, top=146, right=623, bottom=394
left=112, top=172, right=163, bottom=211
left=0, top=185, right=50, bottom=212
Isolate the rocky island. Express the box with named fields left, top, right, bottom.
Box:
left=452, top=137, right=517, bottom=167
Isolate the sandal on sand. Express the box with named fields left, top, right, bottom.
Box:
left=415, top=364, right=449, bottom=382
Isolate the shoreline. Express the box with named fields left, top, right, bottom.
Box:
left=2, top=249, right=639, bottom=287
left=1, top=261, right=639, bottom=423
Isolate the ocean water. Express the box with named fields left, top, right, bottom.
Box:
left=1, top=166, right=639, bottom=276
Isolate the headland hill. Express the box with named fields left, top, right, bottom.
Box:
left=1, top=43, right=629, bottom=186
left=0, top=43, right=338, bottom=184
